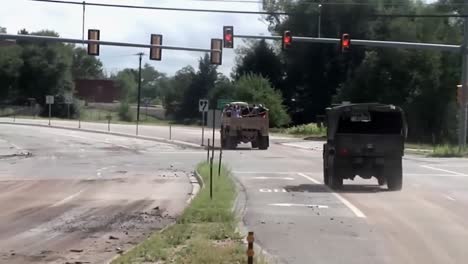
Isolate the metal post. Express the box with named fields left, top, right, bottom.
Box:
left=78, top=116, right=81, bottom=128
left=48, top=104, right=51, bottom=126
left=169, top=124, right=172, bottom=140
left=210, top=152, right=213, bottom=200
left=67, top=103, right=70, bottom=119
left=247, top=232, right=255, bottom=264
left=207, top=138, right=210, bottom=163
left=82, top=1, right=85, bottom=46
left=108, top=118, right=110, bottom=132
left=211, top=109, right=215, bottom=159
left=218, top=146, right=222, bottom=176
left=318, top=3, right=322, bottom=38
left=460, top=8, right=468, bottom=150
left=136, top=52, right=143, bottom=136
left=201, top=112, right=205, bottom=146
left=13, top=113, right=15, bottom=122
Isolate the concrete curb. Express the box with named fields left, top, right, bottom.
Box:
left=230, top=171, right=281, bottom=264
left=0, top=121, right=203, bottom=150
left=106, top=170, right=203, bottom=264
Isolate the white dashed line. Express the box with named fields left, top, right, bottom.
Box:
left=420, top=165, right=467, bottom=176
left=251, top=176, right=295, bottom=180
left=269, top=203, right=329, bottom=209
left=297, top=173, right=367, bottom=218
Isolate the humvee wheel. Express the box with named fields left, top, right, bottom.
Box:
left=258, top=136, right=269, bottom=150
left=225, top=136, right=237, bottom=150
left=323, top=166, right=329, bottom=186
left=251, top=141, right=258, bottom=149
left=386, top=159, right=403, bottom=191
left=327, top=156, right=343, bottom=190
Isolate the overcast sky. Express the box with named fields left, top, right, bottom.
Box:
left=0, top=0, right=438, bottom=77
left=0, top=0, right=271, bottom=76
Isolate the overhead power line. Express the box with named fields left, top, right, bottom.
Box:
left=30, top=0, right=289, bottom=15
left=30, top=0, right=468, bottom=18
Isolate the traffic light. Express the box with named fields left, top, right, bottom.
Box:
left=150, top=34, right=163, bottom=61
left=87, top=29, right=100, bottom=56
left=282, top=30, right=292, bottom=50
left=210, top=38, right=223, bottom=65
left=223, top=26, right=234, bottom=49
left=341, top=33, right=351, bottom=53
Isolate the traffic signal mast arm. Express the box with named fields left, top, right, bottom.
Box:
left=233, top=34, right=460, bottom=52
left=0, top=33, right=221, bottom=53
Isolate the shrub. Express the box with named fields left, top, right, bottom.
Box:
left=118, top=101, right=134, bottom=122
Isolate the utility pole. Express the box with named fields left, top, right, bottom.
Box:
left=136, top=52, right=143, bottom=135
left=460, top=0, right=468, bottom=150
left=82, top=1, right=85, bottom=46
left=318, top=2, right=322, bottom=38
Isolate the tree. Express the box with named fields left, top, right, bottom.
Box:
left=160, top=66, right=195, bottom=117
left=0, top=45, right=23, bottom=100
left=233, top=39, right=284, bottom=93
left=141, top=63, right=167, bottom=99
left=114, top=69, right=138, bottom=102
left=177, top=54, right=218, bottom=120
left=72, top=47, right=104, bottom=80
left=235, top=74, right=290, bottom=127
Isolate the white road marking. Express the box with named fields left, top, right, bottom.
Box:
left=252, top=176, right=295, bottom=180
left=406, top=173, right=468, bottom=177
left=50, top=190, right=84, bottom=207
left=11, top=143, right=21, bottom=150
left=259, top=188, right=287, bottom=193
left=234, top=171, right=304, bottom=175
left=60, top=133, right=133, bottom=150
left=445, top=195, right=456, bottom=201
left=420, top=165, right=467, bottom=176
left=269, top=203, right=329, bottom=209
left=297, top=173, right=367, bottom=218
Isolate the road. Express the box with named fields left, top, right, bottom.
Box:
left=0, top=124, right=203, bottom=264
left=2, top=118, right=468, bottom=264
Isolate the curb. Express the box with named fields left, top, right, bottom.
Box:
left=107, top=170, right=203, bottom=264
left=230, top=171, right=281, bottom=264
left=0, top=121, right=203, bottom=150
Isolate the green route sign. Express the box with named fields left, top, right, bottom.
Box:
left=217, top=99, right=234, bottom=110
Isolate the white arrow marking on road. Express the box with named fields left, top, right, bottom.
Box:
left=420, top=165, right=468, bottom=176
left=269, top=203, right=329, bottom=209
left=252, top=176, right=295, bottom=180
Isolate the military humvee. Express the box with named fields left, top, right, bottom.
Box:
left=323, top=103, right=407, bottom=191
left=220, top=102, right=269, bottom=150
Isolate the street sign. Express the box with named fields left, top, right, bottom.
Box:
left=199, top=99, right=209, bottom=112
left=46, top=95, right=54, bottom=104
left=217, top=99, right=233, bottom=110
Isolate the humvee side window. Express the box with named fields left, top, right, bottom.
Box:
left=337, top=111, right=403, bottom=135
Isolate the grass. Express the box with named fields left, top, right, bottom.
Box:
left=428, top=144, right=467, bottom=157
left=112, top=162, right=266, bottom=264
left=273, top=123, right=326, bottom=137
left=80, top=108, right=170, bottom=125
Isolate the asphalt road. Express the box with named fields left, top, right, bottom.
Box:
left=0, top=124, right=203, bottom=264
left=2, top=118, right=468, bottom=264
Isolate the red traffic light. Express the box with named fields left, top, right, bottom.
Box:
left=223, top=26, right=234, bottom=49
left=341, top=33, right=351, bottom=52
left=282, top=30, right=292, bottom=50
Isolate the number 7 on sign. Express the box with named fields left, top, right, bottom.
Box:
left=199, top=99, right=209, bottom=112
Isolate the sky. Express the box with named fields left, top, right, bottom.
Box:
left=0, top=0, right=271, bottom=76
left=0, top=0, right=438, bottom=77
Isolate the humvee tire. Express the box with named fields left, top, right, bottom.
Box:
left=327, top=157, right=343, bottom=189
left=225, top=136, right=237, bottom=150
left=251, top=140, right=258, bottom=149
left=258, top=136, right=269, bottom=150
left=386, top=159, right=403, bottom=191
left=323, top=166, right=329, bottom=186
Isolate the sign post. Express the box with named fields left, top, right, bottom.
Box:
left=65, top=95, right=73, bottom=119
left=199, top=99, right=209, bottom=146
left=46, top=95, right=54, bottom=126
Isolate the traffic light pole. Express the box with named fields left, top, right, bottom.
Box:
left=136, top=52, right=143, bottom=136
left=460, top=5, right=468, bottom=149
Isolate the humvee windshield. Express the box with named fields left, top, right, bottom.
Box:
left=337, top=111, right=403, bottom=135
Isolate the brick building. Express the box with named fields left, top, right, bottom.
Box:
left=74, top=79, right=120, bottom=103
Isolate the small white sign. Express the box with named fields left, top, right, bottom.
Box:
left=46, top=95, right=54, bottom=104
left=199, top=99, right=209, bottom=112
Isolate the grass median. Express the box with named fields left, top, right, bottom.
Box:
left=112, top=162, right=265, bottom=264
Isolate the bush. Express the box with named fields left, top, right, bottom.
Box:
left=118, top=101, right=134, bottom=122
left=283, top=123, right=326, bottom=136
left=429, top=144, right=464, bottom=157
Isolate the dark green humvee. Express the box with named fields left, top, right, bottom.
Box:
left=323, top=103, right=407, bottom=191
